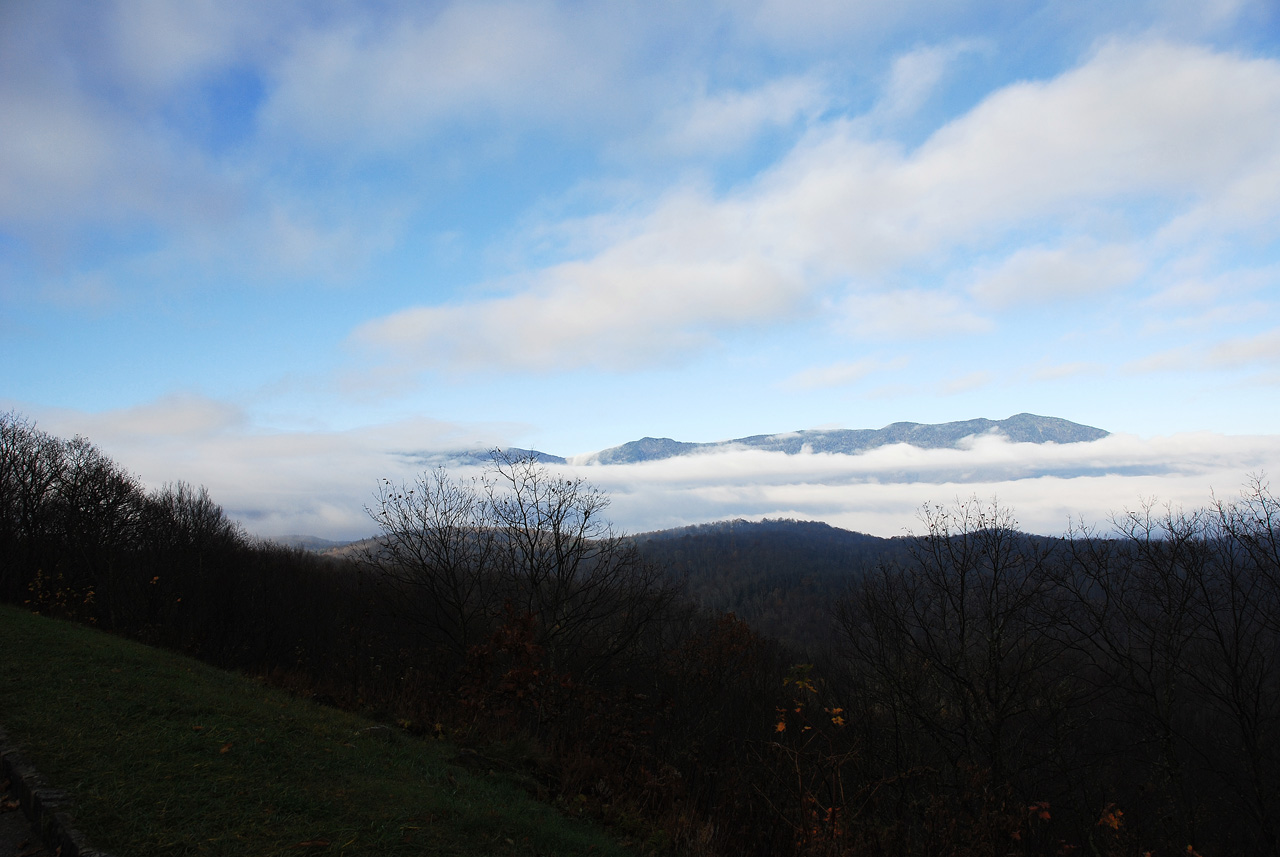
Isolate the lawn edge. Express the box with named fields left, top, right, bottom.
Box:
left=0, top=725, right=116, bottom=857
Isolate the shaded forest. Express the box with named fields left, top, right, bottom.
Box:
left=634, top=520, right=911, bottom=652
left=2, top=410, right=1278, bottom=857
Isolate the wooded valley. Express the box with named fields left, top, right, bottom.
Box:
left=2, top=410, right=1277, bottom=857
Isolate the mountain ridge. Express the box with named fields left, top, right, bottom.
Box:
left=576, top=413, right=1107, bottom=465
left=394, top=413, right=1108, bottom=470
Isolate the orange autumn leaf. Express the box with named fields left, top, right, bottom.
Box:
left=775, top=721, right=786, bottom=732
left=219, top=742, right=233, bottom=754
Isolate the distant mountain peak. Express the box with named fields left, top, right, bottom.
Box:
left=583, top=437, right=702, bottom=466
left=576, top=414, right=1108, bottom=465
left=407, top=414, right=1107, bottom=469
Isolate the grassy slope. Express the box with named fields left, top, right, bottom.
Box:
left=0, top=605, right=633, bottom=857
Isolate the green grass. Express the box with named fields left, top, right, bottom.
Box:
left=0, top=605, right=635, bottom=856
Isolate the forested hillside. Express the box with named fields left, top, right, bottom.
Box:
left=3, top=410, right=1278, bottom=857
left=635, top=520, right=910, bottom=651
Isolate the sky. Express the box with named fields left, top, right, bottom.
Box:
left=4, top=0, right=1280, bottom=539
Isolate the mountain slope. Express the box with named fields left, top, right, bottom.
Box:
left=410, top=414, right=1108, bottom=469
left=581, top=413, right=1107, bottom=464
left=634, top=519, right=909, bottom=651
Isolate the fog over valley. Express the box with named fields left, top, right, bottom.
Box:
left=20, top=400, right=1280, bottom=540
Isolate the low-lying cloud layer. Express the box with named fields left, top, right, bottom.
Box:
left=583, top=432, right=1280, bottom=536
left=21, top=398, right=1280, bottom=541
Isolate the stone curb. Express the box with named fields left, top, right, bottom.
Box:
left=0, top=726, right=115, bottom=857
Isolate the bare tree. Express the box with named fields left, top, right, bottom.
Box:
left=143, top=481, right=242, bottom=553
left=484, top=450, right=677, bottom=678
left=364, top=467, right=500, bottom=660
left=1057, top=491, right=1280, bottom=855
left=1063, top=503, right=1209, bottom=845
left=1214, top=474, right=1280, bottom=635
left=1200, top=479, right=1280, bottom=854
left=364, top=451, right=679, bottom=681
left=837, top=498, right=1076, bottom=787
left=0, top=412, right=64, bottom=598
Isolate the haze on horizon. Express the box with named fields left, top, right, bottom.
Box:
left=4, top=1, right=1280, bottom=540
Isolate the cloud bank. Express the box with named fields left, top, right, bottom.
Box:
left=582, top=432, right=1280, bottom=536
left=17, top=398, right=1280, bottom=541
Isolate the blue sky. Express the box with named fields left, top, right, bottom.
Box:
left=4, top=1, right=1280, bottom=538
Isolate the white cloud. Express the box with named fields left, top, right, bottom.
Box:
left=655, top=77, right=829, bottom=156
left=939, top=371, right=991, bottom=394
left=1032, top=361, right=1103, bottom=381
left=0, top=64, right=398, bottom=287
left=881, top=45, right=957, bottom=116
left=260, top=3, right=628, bottom=152
left=354, top=188, right=810, bottom=371
left=17, top=397, right=1280, bottom=540
left=862, top=41, right=984, bottom=128
left=351, top=39, right=1280, bottom=373
left=906, top=40, right=1280, bottom=206
left=1139, top=298, right=1275, bottom=337
left=579, top=431, right=1280, bottom=536
left=102, top=0, right=279, bottom=93
left=782, top=357, right=907, bottom=390
left=1143, top=264, right=1280, bottom=312
left=744, top=0, right=962, bottom=51
left=16, top=395, right=506, bottom=539
left=0, top=83, right=177, bottom=227
left=969, top=240, right=1145, bottom=307
left=76, top=393, right=248, bottom=439
left=1208, top=327, right=1280, bottom=368
left=1126, top=346, right=1198, bottom=373
left=1, top=2, right=588, bottom=281
left=1125, top=327, right=1280, bottom=374
left=838, top=289, right=992, bottom=339
left=761, top=41, right=1280, bottom=271
left=1147, top=0, right=1268, bottom=36
left=0, top=2, right=255, bottom=230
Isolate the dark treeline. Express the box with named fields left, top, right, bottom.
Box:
left=2, top=410, right=1278, bottom=857
left=634, top=520, right=912, bottom=652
